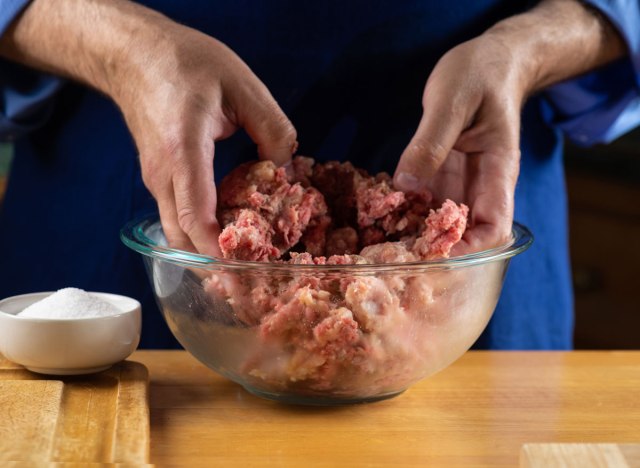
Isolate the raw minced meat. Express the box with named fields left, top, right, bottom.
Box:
left=218, top=157, right=466, bottom=262
left=218, top=158, right=328, bottom=260
left=206, top=156, right=470, bottom=397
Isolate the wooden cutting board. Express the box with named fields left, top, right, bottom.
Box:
left=521, top=443, right=640, bottom=468
left=0, top=355, right=150, bottom=465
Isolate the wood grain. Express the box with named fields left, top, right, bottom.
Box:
left=0, top=380, right=64, bottom=463
left=521, top=444, right=640, bottom=468
left=131, top=350, right=640, bottom=467
left=621, top=446, right=640, bottom=466
left=0, top=356, right=150, bottom=465
left=110, top=361, right=151, bottom=463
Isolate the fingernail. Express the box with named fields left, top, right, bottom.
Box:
left=394, top=172, right=421, bottom=192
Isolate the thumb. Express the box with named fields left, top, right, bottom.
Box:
left=235, top=81, right=298, bottom=166
left=394, top=101, right=467, bottom=192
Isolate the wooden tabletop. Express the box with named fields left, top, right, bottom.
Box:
left=131, top=350, right=640, bottom=467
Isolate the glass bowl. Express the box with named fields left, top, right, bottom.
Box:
left=121, top=215, right=532, bottom=405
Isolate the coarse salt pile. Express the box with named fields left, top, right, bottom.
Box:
left=19, top=287, right=122, bottom=319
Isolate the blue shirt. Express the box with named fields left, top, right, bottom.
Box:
left=1, top=0, right=639, bottom=349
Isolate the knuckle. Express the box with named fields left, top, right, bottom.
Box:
left=177, top=205, right=198, bottom=236
left=279, top=119, right=298, bottom=147
left=256, top=96, right=296, bottom=136
left=268, top=112, right=297, bottom=142
left=139, top=154, right=166, bottom=195
left=162, top=134, right=192, bottom=163
left=408, top=137, right=447, bottom=173
left=495, top=148, right=521, bottom=186
left=255, top=112, right=298, bottom=160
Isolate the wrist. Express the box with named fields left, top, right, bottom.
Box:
left=71, top=1, right=179, bottom=103
left=103, top=10, right=180, bottom=105
left=484, top=0, right=626, bottom=96
left=0, top=0, right=174, bottom=100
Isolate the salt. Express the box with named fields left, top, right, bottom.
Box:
left=19, top=288, right=122, bottom=319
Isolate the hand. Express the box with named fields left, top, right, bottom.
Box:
left=393, top=34, right=523, bottom=255
left=112, top=23, right=297, bottom=256
left=0, top=0, right=297, bottom=257
left=392, top=0, right=625, bottom=255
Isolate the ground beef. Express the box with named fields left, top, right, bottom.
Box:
left=218, top=157, right=465, bottom=261
left=218, top=159, right=328, bottom=260
left=413, top=199, right=469, bottom=259
left=218, top=209, right=279, bottom=261
left=207, top=156, right=470, bottom=397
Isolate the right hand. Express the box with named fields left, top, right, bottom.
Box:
left=111, top=21, right=297, bottom=256
left=0, top=0, right=297, bottom=257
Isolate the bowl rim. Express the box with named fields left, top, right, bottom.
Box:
left=121, top=214, right=533, bottom=272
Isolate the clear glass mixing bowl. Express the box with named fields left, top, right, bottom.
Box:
left=122, top=215, right=532, bottom=405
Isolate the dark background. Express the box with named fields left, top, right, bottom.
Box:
left=564, top=128, right=640, bottom=349
left=1, top=131, right=639, bottom=349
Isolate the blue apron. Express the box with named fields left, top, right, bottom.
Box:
left=0, top=0, right=573, bottom=349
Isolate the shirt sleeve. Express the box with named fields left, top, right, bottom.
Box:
left=542, top=0, right=640, bottom=147
left=0, top=0, right=64, bottom=141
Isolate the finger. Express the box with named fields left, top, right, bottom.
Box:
left=155, top=185, right=197, bottom=254
left=394, top=91, right=469, bottom=192
left=427, top=148, right=468, bottom=203
left=463, top=102, right=521, bottom=252
left=156, top=187, right=221, bottom=288
left=450, top=146, right=519, bottom=256
left=472, top=148, right=518, bottom=240
left=233, top=80, right=298, bottom=166
left=171, top=137, right=222, bottom=258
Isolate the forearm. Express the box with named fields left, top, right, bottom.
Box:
left=485, top=0, right=626, bottom=95
left=0, top=0, right=170, bottom=99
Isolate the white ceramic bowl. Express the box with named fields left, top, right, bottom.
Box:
left=0, top=292, right=141, bottom=375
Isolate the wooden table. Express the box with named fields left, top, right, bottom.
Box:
left=132, top=350, right=640, bottom=467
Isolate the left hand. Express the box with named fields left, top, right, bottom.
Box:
left=393, top=33, right=523, bottom=255
left=393, top=0, right=626, bottom=255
